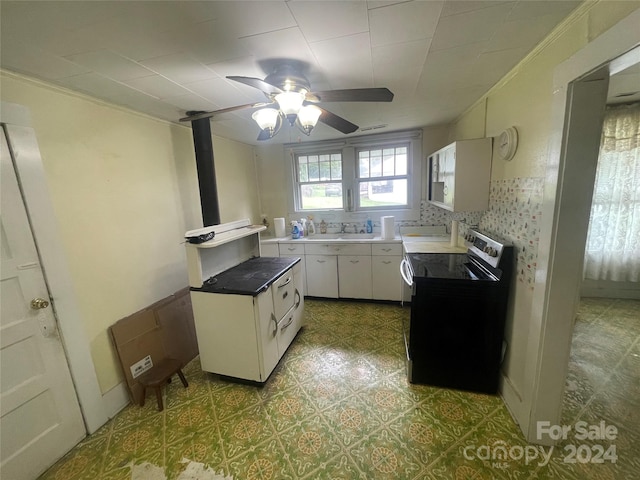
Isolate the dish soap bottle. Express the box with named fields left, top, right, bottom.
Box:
left=291, top=221, right=300, bottom=239
left=319, top=219, right=327, bottom=234
left=366, top=217, right=373, bottom=234
left=307, top=216, right=316, bottom=236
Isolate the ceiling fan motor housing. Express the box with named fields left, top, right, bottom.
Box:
left=265, top=64, right=311, bottom=93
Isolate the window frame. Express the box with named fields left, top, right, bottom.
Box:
left=294, top=149, right=344, bottom=211
left=285, top=129, right=422, bottom=221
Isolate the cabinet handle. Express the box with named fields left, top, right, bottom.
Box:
left=382, top=248, right=392, bottom=252
left=294, top=289, right=301, bottom=309
left=316, top=259, right=326, bottom=263
left=350, top=260, right=359, bottom=264
left=280, top=315, right=294, bottom=331
left=278, top=277, right=292, bottom=288
left=271, top=313, right=278, bottom=337
left=287, top=247, right=296, bottom=251
left=382, top=260, right=391, bottom=264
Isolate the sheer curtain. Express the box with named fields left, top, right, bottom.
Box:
left=584, top=103, right=640, bottom=282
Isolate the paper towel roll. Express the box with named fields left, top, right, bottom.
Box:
left=274, top=218, right=286, bottom=238
left=381, top=216, right=395, bottom=240
left=450, top=220, right=459, bottom=247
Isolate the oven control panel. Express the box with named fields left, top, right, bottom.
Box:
left=464, top=229, right=506, bottom=269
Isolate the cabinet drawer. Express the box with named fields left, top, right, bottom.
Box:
left=279, top=243, right=305, bottom=255
left=371, top=243, right=402, bottom=256
left=305, top=243, right=371, bottom=256
left=272, top=269, right=295, bottom=319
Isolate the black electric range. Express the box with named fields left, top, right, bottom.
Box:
left=191, top=257, right=300, bottom=296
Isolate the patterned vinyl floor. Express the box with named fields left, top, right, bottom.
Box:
left=39, top=298, right=639, bottom=480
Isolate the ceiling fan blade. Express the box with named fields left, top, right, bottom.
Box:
left=317, top=107, right=359, bottom=134
left=179, top=102, right=273, bottom=122
left=312, top=88, right=394, bottom=103
left=227, top=76, right=284, bottom=95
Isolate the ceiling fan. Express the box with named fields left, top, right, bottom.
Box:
left=179, top=64, right=394, bottom=141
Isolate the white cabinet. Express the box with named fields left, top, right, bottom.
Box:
left=427, top=138, right=491, bottom=211
left=191, top=262, right=304, bottom=384
left=305, top=254, right=338, bottom=298
left=279, top=242, right=307, bottom=295
left=371, top=243, right=403, bottom=301
left=338, top=255, right=372, bottom=299
left=260, top=243, right=280, bottom=257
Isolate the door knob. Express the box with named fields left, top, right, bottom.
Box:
left=31, top=298, right=50, bottom=309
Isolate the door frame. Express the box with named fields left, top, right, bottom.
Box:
left=1, top=102, right=107, bottom=433
left=522, top=10, right=640, bottom=444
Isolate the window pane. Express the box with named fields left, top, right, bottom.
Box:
left=308, top=162, right=319, bottom=181
left=382, top=148, right=395, bottom=176
left=370, top=150, right=382, bottom=177
left=331, top=159, right=342, bottom=179
left=319, top=160, right=331, bottom=180
left=298, top=156, right=308, bottom=182
left=299, top=183, right=343, bottom=210
left=358, top=179, right=407, bottom=207
left=396, top=151, right=407, bottom=175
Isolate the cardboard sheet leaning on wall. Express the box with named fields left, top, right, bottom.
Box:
left=110, top=288, right=199, bottom=405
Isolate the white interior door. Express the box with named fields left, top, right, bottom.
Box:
left=1, top=127, right=86, bottom=479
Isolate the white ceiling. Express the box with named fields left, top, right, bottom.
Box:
left=1, top=0, right=588, bottom=145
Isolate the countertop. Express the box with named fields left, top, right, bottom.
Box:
left=402, top=240, right=468, bottom=254
left=261, top=234, right=402, bottom=244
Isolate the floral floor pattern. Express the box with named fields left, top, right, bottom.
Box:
left=39, top=298, right=639, bottom=479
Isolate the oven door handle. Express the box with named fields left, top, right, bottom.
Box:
left=400, top=258, right=413, bottom=287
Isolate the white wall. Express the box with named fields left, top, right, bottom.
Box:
left=0, top=71, right=260, bottom=396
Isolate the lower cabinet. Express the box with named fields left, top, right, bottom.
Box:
left=338, top=255, right=372, bottom=299
left=305, top=254, right=338, bottom=298
left=371, top=243, right=403, bottom=301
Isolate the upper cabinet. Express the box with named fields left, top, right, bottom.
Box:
left=427, top=138, right=492, bottom=212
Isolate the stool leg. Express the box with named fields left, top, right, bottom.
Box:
left=177, top=369, right=188, bottom=388
left=155, top=387, right=164, bottom=411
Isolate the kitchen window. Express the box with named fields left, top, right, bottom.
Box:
left=287, top=129, right=422, bottom=219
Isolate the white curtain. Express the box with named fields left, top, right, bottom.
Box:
left=584, top=103, right=640, bottom=282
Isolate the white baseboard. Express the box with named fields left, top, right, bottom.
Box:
left=581, top=279, right=640, bottom=299
left=101, top=382, right=131, bottom=420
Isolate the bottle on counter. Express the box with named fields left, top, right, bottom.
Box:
left=291, top=221, right=300, bottom=239
left=307, top=216, right=316, bottom=236
left=366, top=217, right=373, bottom=233
left=319, top=219, right=327, bottom=234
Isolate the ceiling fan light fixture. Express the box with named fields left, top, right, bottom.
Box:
left=252, top=108, right=280, bottom=137
left=275, top=91, right=305, bottom=125
left=297, top=105, right=322, bottom=136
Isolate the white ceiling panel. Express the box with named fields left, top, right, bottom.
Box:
left=0, top=0, right=584, bottom=145
left=430, top=2, right=514, bottom=51
left=63, top=50, right=157, bottom=82
left=372, top=39, right=430, bottom=96
left=289, top=1, right=369, bottom=43
left=310, top=32, right=373, bottom=88
left=123, top=75, right=191, bottom=100
left=183, top=77, right=266, bottom=108
left=140, top=54, right=218, bottom=85
left=369, top=0, right=444, bottom=47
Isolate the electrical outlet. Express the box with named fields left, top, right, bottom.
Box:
left=130, top=355, right=153, bottom=379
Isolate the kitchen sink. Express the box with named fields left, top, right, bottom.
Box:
left=302, top=233, right=377, bottom=241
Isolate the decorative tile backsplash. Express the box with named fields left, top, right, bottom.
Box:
left=479, top=177, right=544, bottom=289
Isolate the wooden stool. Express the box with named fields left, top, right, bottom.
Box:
left=138, top=358, right=188, bottom=411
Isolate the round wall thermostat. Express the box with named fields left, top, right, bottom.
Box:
left=498, top=127, right=518, bottom=161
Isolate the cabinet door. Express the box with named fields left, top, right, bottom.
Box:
left=372, top=255, right=402, bottom=301
left=260, top=243, right=280, bottom=257
left=442, top=146, right=456, bottom=208
left=292, top=261, right=305, bottom=328
left=338, top=255, right=372, bottom=299
left=305, top=255, right=338, bottom=298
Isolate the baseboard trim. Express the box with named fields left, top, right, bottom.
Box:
left=102, top=382, right=131, bottom=420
